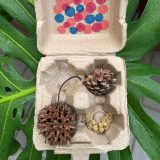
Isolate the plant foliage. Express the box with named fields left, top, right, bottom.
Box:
left=0, top=0, right=160, bottom=159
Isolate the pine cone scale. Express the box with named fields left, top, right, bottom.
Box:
left=83, top=68, right=117, bottom=96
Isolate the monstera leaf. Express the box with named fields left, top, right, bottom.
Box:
left=0, top=0, right=160, bottom=160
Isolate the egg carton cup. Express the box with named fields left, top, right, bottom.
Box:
left=33, top=56, right=130, bottom=158
left=35, top=0, right=128, bottom=55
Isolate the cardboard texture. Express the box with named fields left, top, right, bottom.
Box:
left=33, top=56, right=130, bottom=153
left=33, top=0, right=129, bottom=158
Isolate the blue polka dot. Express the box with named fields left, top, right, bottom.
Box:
left=95, top=14, right=104, bottom=22
left=76, top=4, right=84, bottom=12
left=65, top=7, right=75, bottom=17
left=55, top=14, right=64, bottom=23
left=70, top=27, right=78, bottom=34
left=85, top=14, right=95, bottom=24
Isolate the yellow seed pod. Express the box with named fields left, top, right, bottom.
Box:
left=93, top=125, right=98, bottom=132
left=102, top=122, right=108, bottom=127
left=91, top=120, right=97, bottom=125
left=98, top=123, right=103, bottom=128
left=87, top=123, right=93, bottom=130
left=99, top=127, right=105, bottom=133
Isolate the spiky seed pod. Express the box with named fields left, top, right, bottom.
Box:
left=37, top=103, right=77, bottom=146
left=83, top=68, right=117, bottom=96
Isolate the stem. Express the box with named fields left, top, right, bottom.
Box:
left=58, top=76, right=82, bottom=103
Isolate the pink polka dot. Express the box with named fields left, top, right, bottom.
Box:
left=77, top=23, right=85, bottom=32
left=96, top=0, right=106, bottom=4
left=56, top=0, right=63, bottom=5
left=57, top=26, right=66, bottom=34
left=73, top=0, right=82, bottom=5
left=61, top=3, right=69, bottom=10
left=63, top=21, right=71, bottom=28
left=74, top=13, right=83, bottom=22
left=83, top=0, right=93, bottom=6
left=98, top=5, right=108, bottom=14
left=67, top=18, right=76, bottom=26
left=54, top=5, right=62, bottom=14
left=67, top=0, right=73, bottom=4
left=101, top=20, right=109, bottom=30
left=81, top=10, right=88, bottom=18
left=84, top=25, right=92, bottom=34
left=86, top=2, right=96, bottom=13
left=92, top=23, right=102, bottom=32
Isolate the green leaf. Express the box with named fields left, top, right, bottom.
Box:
left=0, top=14, right=40, bottom=72
left=108, top=147, right=133, bottom=160
left=127, top=62, right=160, bottom=159
left=89, top=154, right=100, bottom=160
left=118, top=0, right=160, bottom=62
left=0, top=0, right=36, bottom=35
left=0, top=56, right=41, bottom=160
left=46, top=151, right=71, bottom=160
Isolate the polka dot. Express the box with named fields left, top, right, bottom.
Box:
left=55, top=14, right=64, bottom=23
left=84, top=25, right=92, bottom=34
left=95, top=13, right=104, bottom=22
left=74, top=12, right=83, bottom=21
left=76, top=4, right=84, bottom=12
left=101, top=20, right=109, bottom=30
left=96, top=0, right=106, bottom=4
left=76, top=23, right=85, bottom=31
left=54, top=5, right=62, bottom=14
left=56, top=0, right=62, bottom=4
left=92, top=23, right=102, bottom=32
left=65, top=6, right=75, bottom=17
left=57, top=25, right=66, bottom=34
left=73, top=0, right=82, bottom=5
left=70, top=27, right=78, bottom=34
left=67, top=18, right=76, bottom=26
left=63, top=21, right=71, bottom=28
left=61, top=3, right=69, bottom=10
left=81, top=10, right=88, bottom=18
left=85, top=14, right=95, bottom=24
left=67, top=0, right=73, bottom=4
left=86, top=2, right=96, bottom=13
left=83, top=0, right=93, bottom=6
left=98, top=5, right=108, bottom=14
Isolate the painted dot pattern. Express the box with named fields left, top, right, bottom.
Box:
left=53, top=0, right=109, bottom=34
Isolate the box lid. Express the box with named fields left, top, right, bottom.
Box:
left=35, top=0, right=128, bottom=56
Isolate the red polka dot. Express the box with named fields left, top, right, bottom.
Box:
left=86, top=2, right=96, bottom=13
left=77, top=23, right=85, bottom=32
left=63, top=21, right=70, bottom=28
left=83, top=0, right=93, bottom=5
left=84, top=25, right=92, bottom=34
left=57, top=26, right=66, bottom=34
left=61, top=3, right=69, bottom=10
left=67, top=18, right=76, bottom=26
left=54, top=5, right=62, bottom=14
left=98, top=5, right=108, bottom=14
left=92, top=23, right=102, bottom=32
left=73, top=0, right=82, bottom=5
left=96, top=0, right=106, bottom=4
left=74, top=13, right=83, bottom=21
left=101, top=20, right=109, bottom=30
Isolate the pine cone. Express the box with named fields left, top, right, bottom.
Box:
left=37, top=103, right=77, bottom=146
left=83, top=68, right=116, bottom=96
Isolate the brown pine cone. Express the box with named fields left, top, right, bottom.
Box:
left=83, top=68, right=116, bottom=96
left=37, top=103, right=77, bottom=146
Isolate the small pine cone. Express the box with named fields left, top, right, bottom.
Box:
left=37, top=103, right=77, bottom=146
left=83, top=68, right=116, bottom=96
